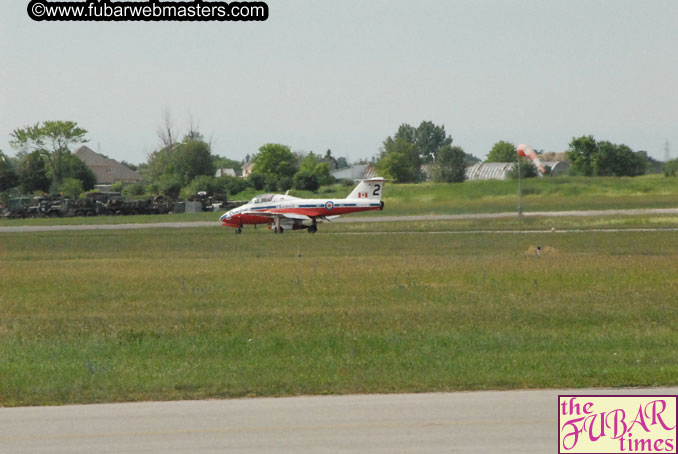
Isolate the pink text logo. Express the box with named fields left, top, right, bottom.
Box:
left=558, top=395, right=677, bottom=453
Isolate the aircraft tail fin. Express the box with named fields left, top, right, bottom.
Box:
left=347, top=177, right=385, bottom=201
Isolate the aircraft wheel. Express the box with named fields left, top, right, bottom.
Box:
left=308, top=225, right=317, bottom=234
left=236, top=228, right=242, bottom=234
left=279, top=226, right=284, bottom=234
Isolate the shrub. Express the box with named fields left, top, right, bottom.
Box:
left=58, top=178, right=84, bottom=199
left=122, top=182, right=147, bottom=198
left=249, top=173, right=265, bottom=191
left=293, top=171, right=320, bottom=192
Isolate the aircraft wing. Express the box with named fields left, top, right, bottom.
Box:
left=242, top=211, right=312, bottom=221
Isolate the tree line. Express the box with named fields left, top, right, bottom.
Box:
left=0, top=120, right=347, bottom=203
left=0, top=119, right=661, bottom=205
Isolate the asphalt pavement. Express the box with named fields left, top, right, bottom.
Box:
left=2, top=207, right=678, bottom=233
left=2, top=388, right=677, bottom=454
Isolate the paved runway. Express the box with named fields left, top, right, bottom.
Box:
left=2, top=207, right=678, bottom=233
left=2, top=388, right=676, bottom=453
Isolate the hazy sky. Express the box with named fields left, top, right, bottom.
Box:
left=1, top=0, right=677, bottom=164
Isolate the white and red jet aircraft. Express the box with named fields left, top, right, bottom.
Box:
left=220, top=177, right=385, bottom=234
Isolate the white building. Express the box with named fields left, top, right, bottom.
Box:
left=216, top=168, right=236, bottom=178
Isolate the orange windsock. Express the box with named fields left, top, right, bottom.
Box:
left=517, top=144, right=546, bottom=174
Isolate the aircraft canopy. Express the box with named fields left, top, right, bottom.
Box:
left=251, top=194, right=275, bottom=204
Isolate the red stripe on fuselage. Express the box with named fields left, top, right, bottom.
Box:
left=222, top=206, right=380, bottom=228
left=265, top=206, right=379, bottom=217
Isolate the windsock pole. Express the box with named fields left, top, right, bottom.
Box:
left=517, top=155, right=522, bottom=216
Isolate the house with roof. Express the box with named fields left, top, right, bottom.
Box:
left=241, top=162, right=255, bottom=178
left=74, top=146, right=143, bottom=185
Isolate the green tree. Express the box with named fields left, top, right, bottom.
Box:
left=145, top=144, right=178, bottom=181
left=58, top=178, right=84, bottom=199
left=665, top=158, right=678, bottom=177
left=122, top=183, right=147, bottom=198
left=394, top=121, right=453, bottom=163
left=157, top=174, right=183, bottom=199
left=0, top=151, right=20, bottom=191
left=413, top=121, right=452, bottom=163
left=146, top=134, right=215, bottom=187
left=394, top=124, right=417, bottom=145
left=377, top=137, right=422, bottom=183
left=278, top=175, right=293, bottom=191
left=264, top=174, right=280, bottom=192
left=248, top=173, right=266, bottom=191
left=568, top=135, right=648, bottom=177
left=62, top=154, right=96, bottom=191
left=486, top=141, right=517, bottom=163
left=508, top=157, right=539, bottom=179
left=298, top=152, right=319, bottom=174
left=169, top=137, right=215, bottom=186
left=19, top=150, right=51, bottom=193
left=296, top=153, right=335, bottom=187
left=315, top=163, right=333, bottom=185
left=431, top=145, right=467, bottom=183
left=323, top=149, right=338, bottom=170
left=181, top=174, right=249, bottom=198
left=566, top=135, right=597, bottom=176
left=10, top=121, right=88, bottom=185
left=217, top=175, right=249, bottom=196
left=336, top=157, right=349, bottom=169
left=293, top=171, right=320, bottom=191
left=180, top=175, right=220, bottom=200
left=464, top=152, right=481, bottom=165
left=252, top=144, right=297, bottom=178
left=594, top=142, right=648, bottom=177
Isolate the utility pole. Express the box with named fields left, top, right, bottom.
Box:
left=517, top=158, right=522, bottom=216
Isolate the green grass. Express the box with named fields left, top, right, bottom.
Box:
left=380, top=175, right=678, bottom=215
left=2, top=222, right=678, bottom=406
left=327, top=214, right=678, bottom=233
left=3, top=175, right=678, bottom=226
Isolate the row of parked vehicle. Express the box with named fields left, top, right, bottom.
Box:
left=0, top=192, right=242, bottom=219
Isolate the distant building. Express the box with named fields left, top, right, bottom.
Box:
left=318, top=157, right=338, bottom=171
left=541, top=161, right=570, bottom=177
left=465, top=162, right=516, bottom=181
left=74, top=146, right=143, bottom=185
left=216, top=168, right=237, bottom=178
left=331, top=164, right=377, bottom=180
left=242, top=162, right=255, bottom=178
left=465, top=161, right=570, bottom=181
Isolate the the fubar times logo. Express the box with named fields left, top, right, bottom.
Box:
left=559, top=395, right=677, bottom=453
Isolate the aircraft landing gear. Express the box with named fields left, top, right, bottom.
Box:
left=308, top=219, right=318, bottom=234
left=235, top=227, right=242, bottom=234
left=273, top=216, right=284, bottom=234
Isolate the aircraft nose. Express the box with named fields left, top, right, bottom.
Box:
left=221, top=211, right=238, bottom=226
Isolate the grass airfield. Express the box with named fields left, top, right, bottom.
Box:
left=2, top=216, right=678, bottom=406
left=4, top=174, right=678, bottom=227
